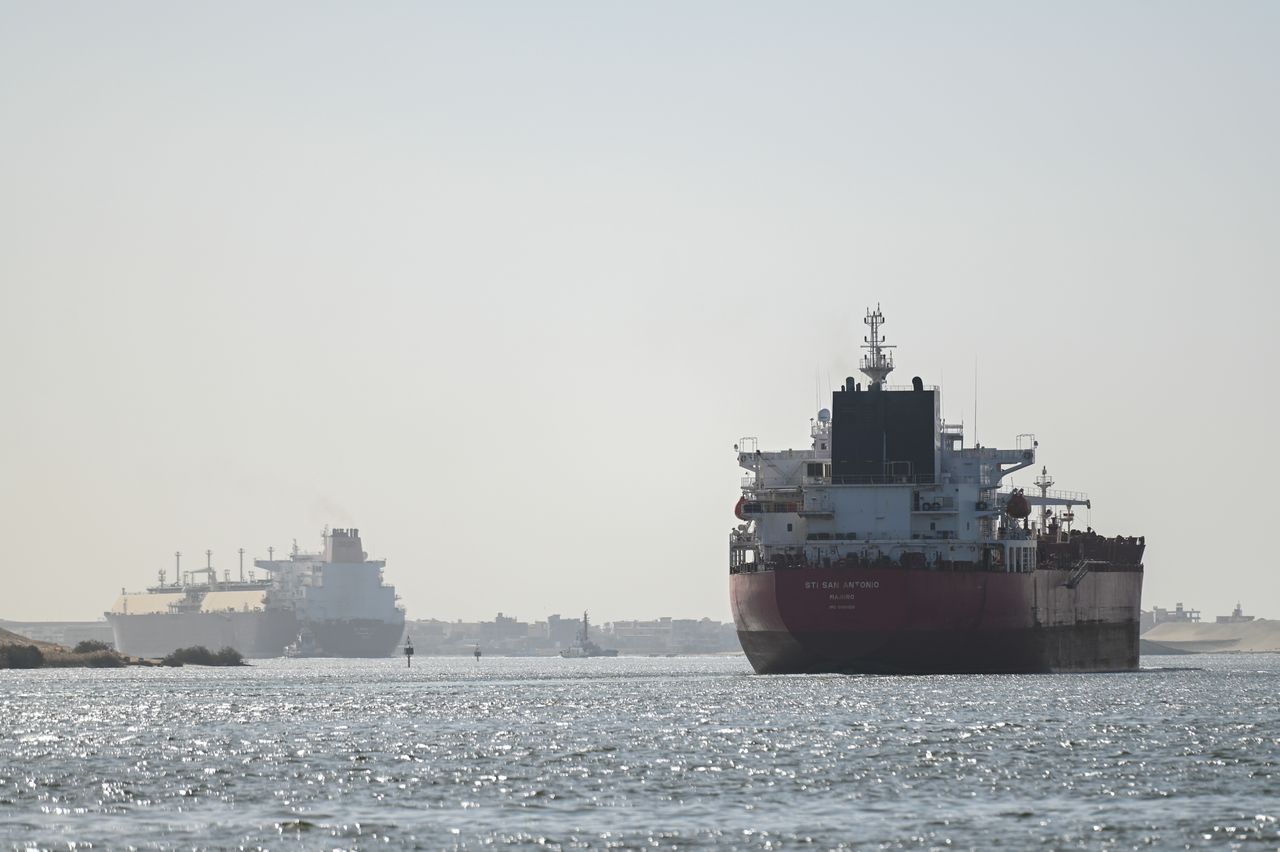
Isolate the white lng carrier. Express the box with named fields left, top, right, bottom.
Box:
left=107, top=528, right=405, bottom=658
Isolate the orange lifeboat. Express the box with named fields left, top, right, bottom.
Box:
left=734, top=496, right=747, bottom=520
left=1006, top=490, right=1032, bottom=519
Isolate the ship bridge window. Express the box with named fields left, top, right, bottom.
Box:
left=806, top=463, right=824, bottom=478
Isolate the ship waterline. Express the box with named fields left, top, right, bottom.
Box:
left=306, top=619, right=406, bottom=658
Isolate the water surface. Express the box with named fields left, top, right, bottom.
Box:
left=3, top=654, right=1279, bottom=848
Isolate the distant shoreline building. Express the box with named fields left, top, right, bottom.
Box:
left=402, top=613, right=741, bottom=656
left=1141, top=601, right=1257, bottom=634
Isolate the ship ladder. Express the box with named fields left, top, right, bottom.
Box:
left=1063, top=560, right=1104, bottom=589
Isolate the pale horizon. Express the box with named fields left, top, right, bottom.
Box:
left=2, top=2, right=1277, bottom=624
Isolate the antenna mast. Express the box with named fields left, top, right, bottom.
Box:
left=859, top=304, right=895, bottom=388
left=1035, top=466, right=1055, bottom=533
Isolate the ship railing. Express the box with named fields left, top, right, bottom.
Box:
left=1000, top=487, right=1090, bottom=503
left=830, top=474, right=937, bottom=485
left=961, top=447, right=1031, bottom=461
left=738, top=500, right=802, bottom=514
left=732, top=559, right=1141, bottom=576
left=1040, top=488, right=1089, bottom=504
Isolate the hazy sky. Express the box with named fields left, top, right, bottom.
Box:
left=2, top=2, right=1277, bottom=624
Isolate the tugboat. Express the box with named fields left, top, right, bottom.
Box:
left=558, top=611, right=618, bottom=658
left=283, top=627, right=322, bottom=658
left=730, top=305, right=1145, bottom=674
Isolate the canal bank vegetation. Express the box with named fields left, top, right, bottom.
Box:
left=0, top=629, right=129, bottom=668
left=2, top=628, right=247, bottom=669
left=161, top=646, right=246, bottom=666
left=0, top=643, right=46, bottom=668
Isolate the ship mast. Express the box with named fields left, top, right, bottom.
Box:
left=1035, top=466, right=1055, bottom=534
left=859, top=304, right=895, bottom=388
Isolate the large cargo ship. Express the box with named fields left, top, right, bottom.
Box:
left=107, top=528, right=405, bottom=658
left=730, top=307, right=1144, bottom=674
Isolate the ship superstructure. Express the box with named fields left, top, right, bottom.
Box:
left=254, top=528, right=404, bottom=657
left=729, top=306, right=1144, bottom=674
left=107, top=528, right=404, bottom=658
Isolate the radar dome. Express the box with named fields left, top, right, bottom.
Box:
left=817, top=408, right=831, bottom=423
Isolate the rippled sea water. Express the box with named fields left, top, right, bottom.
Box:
left=3, top=654, right=1279, bottom=849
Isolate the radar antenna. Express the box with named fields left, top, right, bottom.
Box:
left=859, top=304, right=895, bottom=388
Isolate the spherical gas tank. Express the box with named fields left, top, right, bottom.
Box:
left=1006, top=491, right=1032, bottom=519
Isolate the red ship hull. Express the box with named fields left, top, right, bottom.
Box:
left=731, top=566, right=1142, bottom=674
